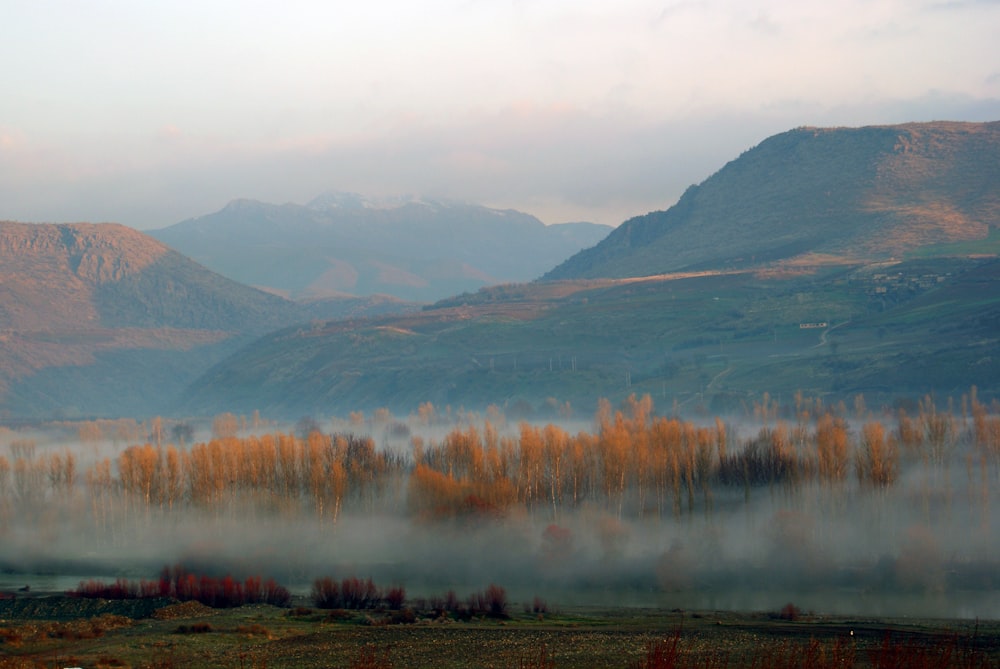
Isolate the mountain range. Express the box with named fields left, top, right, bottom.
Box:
left=176, top=121, right=1000, bottom=419
left=149, top=195, right=611, bottom=303
left=2, top=120, right=998, bottom=420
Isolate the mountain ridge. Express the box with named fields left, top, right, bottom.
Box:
left=545, top=121, right=999, bottom=280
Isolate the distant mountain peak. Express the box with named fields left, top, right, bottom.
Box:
left=150, top=194, right=611, bottom=302
left=306, top=191, right=450, bottom=212
left=221, top=198, right=269, bottom=212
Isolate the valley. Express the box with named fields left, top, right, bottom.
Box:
left=0, top=122, right=999, bottom=666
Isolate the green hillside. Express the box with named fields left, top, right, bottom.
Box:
left=179, top=256, right=1000, bottom=418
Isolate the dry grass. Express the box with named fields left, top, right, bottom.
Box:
left=1, top=597, right=998, bottom=668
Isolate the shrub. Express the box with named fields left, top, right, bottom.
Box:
left=633, top=632, right=681, bottom=669
left=312, top=577, right=341, bottom=609
left=313, top=576, right=405, bottom=611
left=262, top=578, right=292, bottom=607
left=467, top=583, right=508, bottom=618
left=384, top=586, right=406, bottom=610
left=341, top=577, right=379, bottom=610
left=175, top=623, right=213, bottom=634
left=236, top=623, right=271, bottom=637
left=778, top=602, right=801, bottom=621
left=484, top=583, right=508, bottom=617
left=70, top=566, right=290, bottom=608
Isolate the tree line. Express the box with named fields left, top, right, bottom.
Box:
left=1, top=390, right=999, bottom=536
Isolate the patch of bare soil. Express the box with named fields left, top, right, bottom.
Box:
left=151, top=600, right=217, bottom=620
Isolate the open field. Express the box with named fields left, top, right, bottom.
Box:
left=3, top=594, right=1000, bottom=668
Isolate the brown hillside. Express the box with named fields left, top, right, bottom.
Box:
left=862, top=122, right=998, bottom=252
left=0, top=221, right=308, bottom=417
left=0, top=222, right=168, bottom=331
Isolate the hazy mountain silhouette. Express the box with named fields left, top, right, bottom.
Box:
left=177, top=122, right=1000, bottom=418
left=149, top=194, right=612, bottom=302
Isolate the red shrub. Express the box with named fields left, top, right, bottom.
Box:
left=384, top=586, right=406, bottom=611
left=779, top=602, right=801, bottom=621
left=262, top=579, right=291, bottom=607
left=633, top=632, right=681, bottom=669
left=312, top=577, right=341, bottom=609
left=484, top=583, right=508, bottom=617
left=70, top=565, right=289, bottom=608
left=341, top=577, right=379, bottom=610
left=467, top=584, right=508, bottom=618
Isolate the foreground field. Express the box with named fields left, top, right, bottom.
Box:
left=2, top=595, right=999, bottom=668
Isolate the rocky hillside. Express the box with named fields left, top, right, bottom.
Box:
left=0, top=222, right=371, bottom=418
left=150, top=194, right=612, bottom=302
left=545, top=121, right=1000, bottom=279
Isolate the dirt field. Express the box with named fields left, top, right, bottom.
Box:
left=2, top=595, right=1000, bottom=668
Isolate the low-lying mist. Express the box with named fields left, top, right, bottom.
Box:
left=1, top=392, right=998, bottom=619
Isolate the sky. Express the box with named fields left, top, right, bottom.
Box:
left=2, top=0, right=999, bottom=230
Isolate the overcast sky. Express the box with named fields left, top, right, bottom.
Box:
left=2, top=0, right=999, bottom=229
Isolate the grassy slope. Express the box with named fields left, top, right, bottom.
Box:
left=179, top=256, right=1000, bottom=418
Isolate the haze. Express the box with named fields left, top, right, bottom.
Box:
left=2, top=402, right=998, bottom=620
left=2, top=0, right=999, bottom=229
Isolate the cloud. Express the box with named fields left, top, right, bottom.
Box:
left=158, top=124, right=185, bottom=142
left=2, top=88, right=999, bottom=230
left=1, top=0, right=998, bottom=228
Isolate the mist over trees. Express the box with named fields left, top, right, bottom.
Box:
left=1, top=389, right=999, bottom=617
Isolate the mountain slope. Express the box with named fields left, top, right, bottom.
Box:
left=545, top=121, right=1000, bottom=280
left=178, top=256, right=1000, bottom=419
left=149, top=195, right=612, bottom=302
left=0, top=221, right=332, bottom=418
left=177, top=121, right=1000, bottom=418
